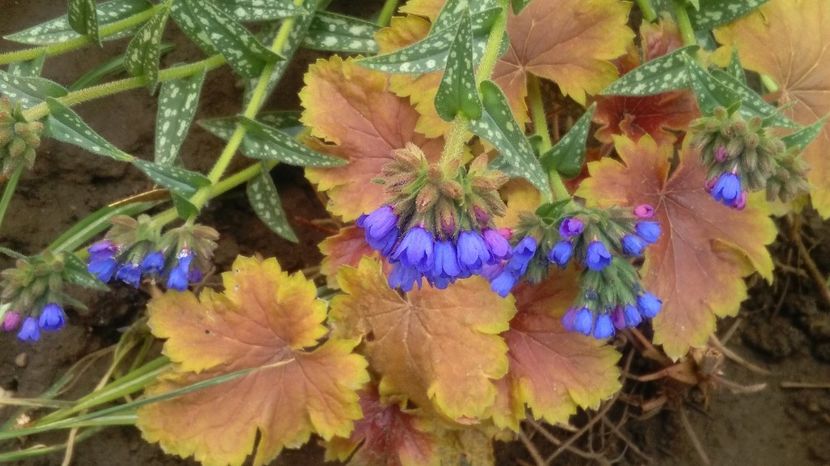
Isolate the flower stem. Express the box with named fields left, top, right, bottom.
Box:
left=376, top=0, right=399, bottom=27
left=673, top=0, right=697, bottom=47
left=527, top=75, right=569, bottom=201
left=635, top=0, right=658, bottom=22
left=0, top=164, right=24, bottom=233
left=0, top=4, right=163, bottom=66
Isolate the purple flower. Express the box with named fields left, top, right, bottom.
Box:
left=714, top=145, right=728, bottom=162
left=368, top=226, right=399, bottom=256
left=433, top=240, right=461, bottom=280
left=610, top=307, right=627, bottom=330
left=490, top=269, right=517, bottom=297
left=17, top=317, right=40, bottom=342
left=388, top=262, right=422, bottom=292
left=623, top=304, right=643, bottom=327
left=634, top=204, right=655, bottom=219
left=140, top=251, right=166, bottom=275
left=711, top=172, right=741, bottom=206
left=38, top=303, right=65, bottom=331
left=592, top=313, right=615, bottom=339
left=116, top=263, right=142, bottom=288
left=456, top=230, right=491, bottom=273
left=480, top=263, right=503, bottom=281
left=572, top=308, right=594, bottom=336
left=506, top=236, right=537, bottom=276
left=562, top=308, right=579, bottom=331
left=2, top=311, right=22, bottom=332
left=621, top=234, right=646, bottom=256
left=559, top=217, right=584, bottom=239
left=547, top=240, right=573, bottom=268
left=87, top=255, right=118, bottom=283
left=483, top=228, right=511, bottom=261
left=88, top=240, right=118, bottom=258
left=429, top=274, right=453, bottom=290
left=585, top=241, right=612, bottom=271
left=166, top=250, right=195, bottom=291
left=392, top=227, right=434, bottom=272
left=733, top=191, right=747, bottom=210
left=635, top=222, right=661, bottom=244
left=637, top=292, right=662, bottom=318
left=361, top=205, right=397, bottom=242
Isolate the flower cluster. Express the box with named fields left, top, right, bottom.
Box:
left=0, top=96, right=43, bottom=176
left=3, top=303, right=66, bottom=342
left=357, top=144, right=510, bottom=291
left=691, top=106, right=808, bottom=208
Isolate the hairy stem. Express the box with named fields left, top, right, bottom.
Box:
left=376, top=0, right=399, bottom=27
left=0, top=164, right=24, bottom=233
left=528, top=75, right=568, bottom=201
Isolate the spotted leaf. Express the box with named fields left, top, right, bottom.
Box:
left=154, top=71, right=206, bottom=166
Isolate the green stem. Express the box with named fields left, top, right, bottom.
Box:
left=0, top=164, right=24, bottom=233
left=0, top=5, right=162, bottom=66
left=377, top=0, right=399, bottom=27
left=761, top=74, right=780, bottom=93
left=527, top=75, right=568, bottom=201
left=636, top=0, right=658, bottom=22
left=673, top=0, right=697, bottom=47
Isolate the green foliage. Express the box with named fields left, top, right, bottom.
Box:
left=540, top=104, right=596, bottom=179
left=67, top=0, right=101, bottom=45
left=247, top=166, right=298, bottom=242
left=434, top=12, right=482, bottom=121
left=44, top=98, right=130, bottom=161
left=154, top=71, right=207, bottom=166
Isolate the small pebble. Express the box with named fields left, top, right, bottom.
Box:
left=14, top=352, right=28, bottom=368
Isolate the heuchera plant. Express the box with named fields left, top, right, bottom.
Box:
left=0, top=0, right=827, bottom=464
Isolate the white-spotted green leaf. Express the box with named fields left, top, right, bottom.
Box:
left=63, top=252, right=109, bottom=291
left=8, top=54, right=46, bottom=77
left=303, top=12, right=378, bottom=54
left=432, top=0, right=499, bottom=32
left=540, top=103, right=595, bottom=178
left=471, top=80, right=549, bottom=193
left=71, top=43, right=175, bottom=91
left=124, top=8, right=170, bottom=90
left=132, top=159, right=210, bottom=198
left=4, top=0, right=151, bottom=45
left=247, top=166, right=298, bottom=242
left=68, top=0, right=101, bottom=45
left=511, top=0, right=531, bottom=13
left=601, top=45, right=698, bottom=96
left=155, top=70, right=206, bottom=166
left=689, top=0, right=769, bottom=30
left=258, top=111, right=303, bottom=135
left=213, top=0, right=305, bottom=21
left=238, top=116, right=344, bottom=167
left=782, top=115, right=829, bottom=151
left=726, top=49, right=745, bottom=85
left=171, top=193, right=199, bottom=219
left=707, top=68, right=797, bottom=129
left=682, top=55, right=740, bottom=114
left=170, top=0, right=281, bottom=79
left=358, top=7, right=501, bottom=73
left=435, top=12, right=481, bottom=121
left=44, top=98, right=131, bottom=161
left=0, top=71, right=67, bottom=107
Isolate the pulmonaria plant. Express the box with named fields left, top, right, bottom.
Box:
left=0, top=96, right=43, bottom=177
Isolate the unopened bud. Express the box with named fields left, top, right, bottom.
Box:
left=415, top=184, right=439, bottom=213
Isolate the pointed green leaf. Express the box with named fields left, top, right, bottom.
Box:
left=540, top=103, right=596, bottom=179
left=247, top=166, right=298, bottom=242
left=726, top=49, right=745, bottom=84
left=511, top=0, right=531, bottom=13
left=237, top=116, right=345, bottom=167
left=258, top=111, right=303, bottom=135
left=4, top=0, right=152, bottom=45
left=708, top=68, right=798, bottom=129
left=0, top=71, right=67, bottom=107
left=432, top=0, right=499, bottom=32
left=470, top=80, right=548, bottom=193
left=125, top=8, right=170, bottom=90
left=601, top=45, right=698, bottom=96
left=48, top=201, right=159, bottom=253
left=435, top=12, right=482, bottom=121
left=155, top=70, right=206, bottom=166
left=171, top=193, right=199, bottom=219
left=689, top=0, right=769, bottom=30
left=170, top=0, right=281, bottom=79
left=303, top=12, right=379, bottom=54
left=683, top=55, right=740, bottom=114
left=8, top=54, right=46, bottom=77
left=0, top=247, right=27, bottom=260
left=44, top=98, right=131, bottom=161
left=132, top=159, right=210, bottom=198
left=213, top=0, right=306, bottom=21
left=68, top=0, right=101, bottom=45
left=63, top=252, right=109, bottom=291
left=71, top=43, right=175, bottom=91
left=782, top=116, right=829, bottom=151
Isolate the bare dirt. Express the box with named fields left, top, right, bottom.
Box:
left=1, top=1, right=828, bottom=465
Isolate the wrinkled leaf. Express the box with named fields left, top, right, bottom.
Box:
left=137, top=256, right=369, bottom=466
left=331, top=258, right=516, bottom=420
left=67, top=0, right=101, bottom=44
left=434, top=12, right=481, bottom=121
left=124, top=8, right=170, bottom=90
left=155, top=71, right=206, bottom=166
left=132, top=159, right=210, bottom=198
left=247, top=167, right=298, bottom=243
left=542, top=103, right=596, bottom=178
left=0, top=71, right=67, bottom=107
left=304, top=12, right=379, bottom=54
left=601, top=46, right=697, bottom=96
left=44, top=98, right=130, bottom=161
left=576, top=136, right=775, bottom=359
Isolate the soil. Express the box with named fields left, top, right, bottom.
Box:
left=1, top=1, right=828, bottom=465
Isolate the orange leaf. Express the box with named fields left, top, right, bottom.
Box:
left=576, top=136, right=776, bottom=359
left=137, top=256, right=369, bottom=466
left=714, top=0, right=830, bottom=216
left=491, top=270, right=622, bottom=430
left=301, top=56, right=442, bottom=221
left=331, top=258, right=516, bottom=421
left=492, top=0, right=634, bottom=123
left=319, top=226, right=381, bottom=289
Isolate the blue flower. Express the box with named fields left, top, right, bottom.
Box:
left=87, top=255, right=118, bottom=283
left=711, top=172, right=741, bottom=206
left=38, top=303, right=65, bottom=331
left=433, top=240, right=461, bottom=280
left=585, top=241, right=612, bottom=271
left=561, top=308, right=579, bottom=331
left=592, top=313, right=615, bottom=339
left=559, top=217, right=584, bottom=239
left=388, top=262, right=422, bottom=292
left=456, top=230, right=491, bottom=273
left=166, top=251, right=194, bottom=291
left=635, top=222, right=661, bottom=244
left=116, top=263, right=142, bottom=288
left=88, top=240, right=118, bottom=258
left=572, top=308, right=594, bottom=336
left=611, top=307, right=627, bottom=330
left=547, top=240, right=573, bottom=268
left=621, top=234, right=646, bottom=256
left=367, top=226, right=399, bottom=256
left=482, top=229, right=511, bottom=261
left=637, top=292, right=662, bottom=318
left=17, top=317, right=40, bottom=342
left=361, top=205, right=398, bottom=242
left=506, top=236, right=537, bottom=276
left=623, top=304, right=643, bottom=327
left=392, top=227, right=434, bottom=272
left=490, top=269, right=517, bottom=297
left=140, top=251, right=166, bottom=275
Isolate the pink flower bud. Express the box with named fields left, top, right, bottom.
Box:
left=733, top=191, right=748, bottom=210
left=633, top=203, right=655, bottom=219
left=705, top=177, right=717, bottom=192
left=2, top=311, right=22, bottom=332
left=714, top=145, right=728, bottom=162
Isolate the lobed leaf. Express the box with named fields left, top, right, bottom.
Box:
left=434, top=12, right=482, bottom=121
left=576, top=136, right=776, bottom=359
left=44, top=98, right=130, bottom=161
left=137, top=256, right=369, bottom=466
left=154, top=71, right=207, bottom=166
left=0, top=71, right=67, bottom=107
left=319, top=226, right=380, bottom=289
left=541, top=103, right=596, bottom=179
left=124, top=8, right=170, bottom=90
left=247, top=167, right=298, bottom=243
left=67, top=0, right=101, bottom=45
left=303, top=12, right=379, bottom=54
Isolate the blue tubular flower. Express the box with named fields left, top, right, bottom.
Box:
left=456, top=230, right=492, bottom=273
left=637, top=292, right=662, bottom=318
left=140, top=251, right=166, bottom=275
left=388, top=262, right=422, bottom=292
left=433, top=240, right=461, bottom=280
left=561, top=308, right=579, bottom=331
left=483, top=229, right=511, bottom=261
left=635, top=221, right=661, bottom=244
left=611, top=307, right=627, bottom=330
left=362, top=205, right=397, bottom=242
left=547, top=240, right=573, bottom=268
left=621, top=234, right=646, bottom=256
left=592, top=314, right=615, bottom=339
left=166, top=251, right=194, bottom=291
left=116, top=263, right=142, bottom=288
left=88, top=240, right=118, bottom=258
left=38, top=303, right=65, bottom=331
left=559, top=217, right=584, bottom=239
left=572, top=308, right=594, bottom=336
left=506, top=236, right=537, bottom=276
left=711, top=172, right=741, bottom=206
left=17, top=317, right=40, bottom=342
left=367, top=226, right=399, bottom=257
left=392, top=227, right=434, bottom=272
left=623, top=304, right=643, bottom=327
left=585, top=241, right=612, bottom=271
left=87, top=255, right=118, bottom=283
left=490, top=269, right=517, bottom=297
